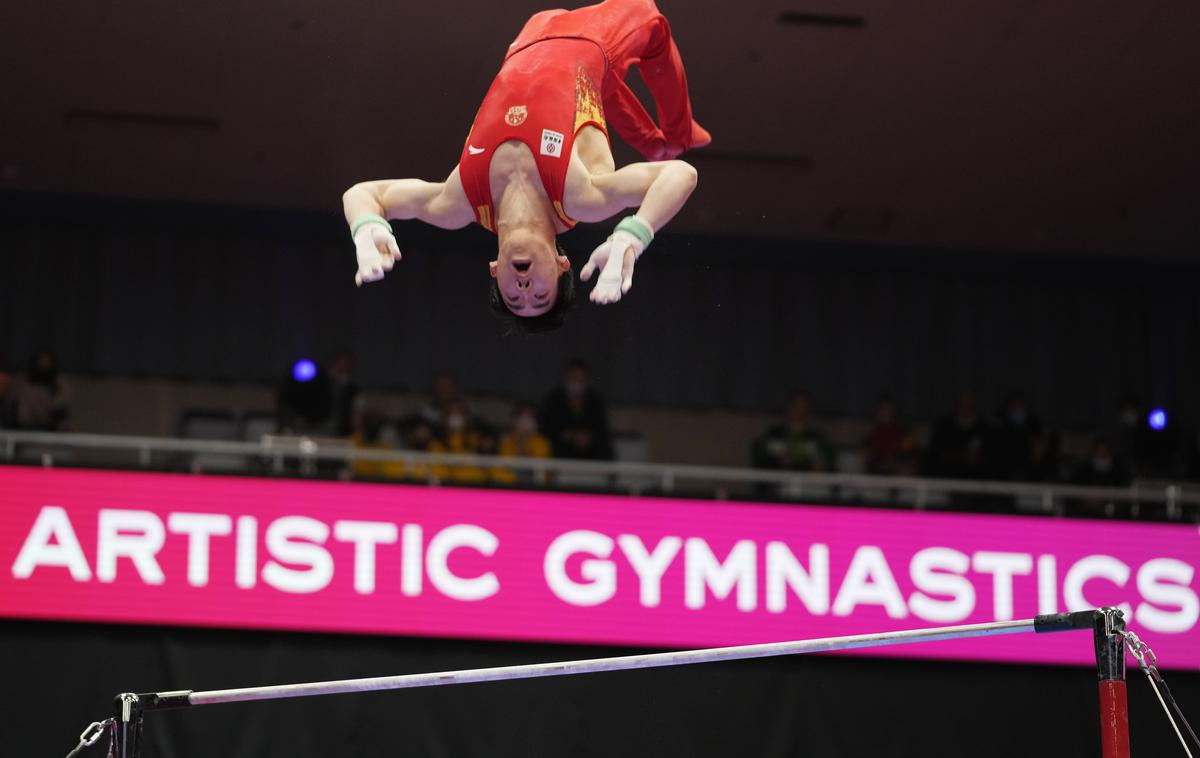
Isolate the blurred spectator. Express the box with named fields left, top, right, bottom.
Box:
left=862, top=395, right=918, bottom=476
left=752, top=391, right=834, bottom=472
left=540, top=358, right=613, bottom=460
left=1072, top=437, right=1132, bottom=487
left=419, top=372, right=461, bottom=432
left=348, top=408, right=405, bottom=480
left=277, top=360, right=333, bottom=434
left=1070, top=437, right=1133, bottom=518
left=495, top=403, right=553, bottom=485
left=328, top=350, right=362, bottom=437
left=927, top=390, right=992, bottom=479
left=0, top=367, right=15, bottom=428
left=1025, top=430, right=1063, bottom=483
left=429, top=399, right=489, bottom=483
left=993, top=392, right=1043, bottom=481
left=13, top=349, right=70, bottom=431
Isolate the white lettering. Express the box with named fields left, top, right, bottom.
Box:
left=167, top=513, right=232, bottom=588
left=545, top=530, right=615, bottom=606
left=97, top=509, right=165, bottom=584
left=333, top=520, right=398, bottom=595
left=1037, top=554, right=1058, bottom=615
left=401, top=524, right=423, bottom=597
left=972, top=551, right=1033, bottom=621
left=1064, top=555, right=1132, bottom=619
left=909, top=547, right=974, bottom=623
left=235, top=516, right=257, bottom=589
left=765, top=542, right=829, bottom=614
left=685, top=539, right=756, bottom=612
left=832, top=546, right=907, bottom=619
left=617, top=534, right=681, bottom=608
left=1135, top=558, right=1199, bottom=634
left=11, top=505, right=92, bottom=581
left=426, top=524, right=499, bottom=601
left=262, top=516, right=333, bottom=594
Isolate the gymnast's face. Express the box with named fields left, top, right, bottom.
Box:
left=489, top=235, right=570, bottom=317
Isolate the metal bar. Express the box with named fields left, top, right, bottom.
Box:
left=175, top=618, right=1050, bottom=707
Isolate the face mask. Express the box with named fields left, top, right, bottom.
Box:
left=515, top=415, right=536, bottom=434
left=1120, top=409, right=1138, bottom=426
left=1092, top=457, right=1112, bottom=473
left=1008, top=409, right=1026, bottom=425
left=446, top=414, right=466, bottom=433
left=565, top=380, right=586, bottom=397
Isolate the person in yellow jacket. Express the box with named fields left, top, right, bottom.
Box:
left=494, top=403, right=553, bottom=485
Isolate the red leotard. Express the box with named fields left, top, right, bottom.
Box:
left=459, top=0, right=705, bottom=234
left=458, top=36, right=608, bottom=233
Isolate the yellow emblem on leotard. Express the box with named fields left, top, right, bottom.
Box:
left=505, top=105, right=528, bottom=127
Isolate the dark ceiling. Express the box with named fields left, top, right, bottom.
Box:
left=2, top=0, right=1197, bottom=258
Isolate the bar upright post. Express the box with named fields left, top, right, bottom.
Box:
left=1094, top=607, right=1130, bottom=758
left=111, top=693, right=144, bottom=758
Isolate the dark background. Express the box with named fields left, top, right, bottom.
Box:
left=5, top=619, right=1197, bottom=758
left=2, top=193, right=1198, bottom=430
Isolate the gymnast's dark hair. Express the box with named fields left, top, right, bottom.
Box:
left=489, top=254, right=577, bottom=335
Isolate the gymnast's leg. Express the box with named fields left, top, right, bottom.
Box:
left=596, top=0, right=711, bottom=160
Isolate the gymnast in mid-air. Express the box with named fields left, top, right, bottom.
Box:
left=342, top=0, right=710, bottom=330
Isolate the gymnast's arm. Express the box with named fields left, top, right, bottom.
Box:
left=341, top=168, right=475, bottom=285
left=342, top=167, right=475, bottom=230
left=572, top=159, right=699, bottom=231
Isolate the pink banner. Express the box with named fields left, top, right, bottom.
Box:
left=1, top=466, right=1196, bottom=669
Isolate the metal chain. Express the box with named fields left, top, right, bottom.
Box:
left=1121, top=631, right=1199, bottom=758
left=64, top=719, right=113, bottom=758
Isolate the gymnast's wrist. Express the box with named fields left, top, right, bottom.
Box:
left=615, top=215, right=654, bottom=254
left=349, top=213, right=392, bottom=240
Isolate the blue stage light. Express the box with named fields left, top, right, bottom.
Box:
left=1148, top=408, right=1167, bottom=431
left=292, top=359, right=317, bottom=383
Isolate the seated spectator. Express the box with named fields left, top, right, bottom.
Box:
left=927, top=390, right=993, bottom=479
left=862, top=395, right=918, bottom=476
left=419, top=372, right=461, bottom=433
left=993, top=392, right=1044, bottom=481
left=539, top=358, right=613, bottom=460
left=14, top=349, right=70, bottom=431
left=1072, top=437, right=1132, bottom=488
left=328, top=350, right=362, bottom=438
left=0, top=366, right=14, bottom=428
left=348, top=408, right=405, bottom=481
left=494, top=403, right=553, bottom=485
left=751, top=391, right=834, bottom=472
left=1026, top=430, right=1063, bottom=483
left=1070, top=437, right=1133, bottom=519
left=429, top=399, right=489, bottom=483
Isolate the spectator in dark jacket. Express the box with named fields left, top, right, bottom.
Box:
left=752, top=391, right=835, bottom=472
left=927, top=390, right=992, bottom=479
left=862, top=395, right=918, bottom=476
left=13, top=349, right=70, bottom=431
left=539, top=358, right=613, bottom=460
left=993, top=392, right=1043, bottom=481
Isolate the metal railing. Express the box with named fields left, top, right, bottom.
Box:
left=2, top=430, right=1198, bottom=520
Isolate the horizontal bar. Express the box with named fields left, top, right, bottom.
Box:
left=173, top=617, right=1071, bottom=708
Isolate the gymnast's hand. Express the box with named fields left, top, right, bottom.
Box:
left=580, top=231, right=639, bottom=305
left=353, top=224, right=401, bottom=287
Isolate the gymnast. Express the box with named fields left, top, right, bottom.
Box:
left=341, top=0, right=710, bottom=331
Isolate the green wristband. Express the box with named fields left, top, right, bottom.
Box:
left=615, top=215, right=654, bottom=248
left=350, top=213, right=391, bottom=239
